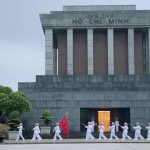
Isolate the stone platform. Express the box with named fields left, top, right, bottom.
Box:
left=19, top=75, right=150, bottom=131
left=2, top=139, right=150, bottom=144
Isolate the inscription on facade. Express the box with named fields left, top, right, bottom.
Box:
left=72, top=14, right=129, bottom=25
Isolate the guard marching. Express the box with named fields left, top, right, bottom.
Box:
left=109, top=122, right=119, bottom=140
left=115, top=118, right=119, bottom=132
left=91, top=117, right=96, bottom=132
left=85, top=122, right=95, bottom=140
left=121, top=122, right=131, bottom=140
left=133, top=122, right=144, bottom=140
left=53, top=123, right=63, bottom=141
left=98, top=122, right=107, bottom=140
left=146, top=122, right=150, bottom=140
left=31, top=123, right=42, bottom=141
left=16, top=123, right=25, bottom=141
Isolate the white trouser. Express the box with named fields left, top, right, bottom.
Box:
left=116, top=126, right=119, bottom=132
left=85, top=132, right=94, bottom=140
left=98, top=131, right=107, bottom=140
left=31, top=133, right=42, bottom=141
left=92, top=126, right=94, bottom=132
left=134, top=132, right=144, bottom=140
left=122, top=131, right=131, bottom=140
left=110, top=132, right=119, bottom=140
left=53, top=132, right=63, bottom=141
left=16, top=132, right=25, bottom=141
left=147, top=131, right=150, bottom=140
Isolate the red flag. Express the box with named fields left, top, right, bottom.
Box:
left=59, top=113, right=70, bottom=138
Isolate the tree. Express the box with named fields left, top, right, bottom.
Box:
left=0, top=85, right=31, bottom=123
left=40, top=110, right=52, bottom=126
left=7, top=111, right=21, bottom=131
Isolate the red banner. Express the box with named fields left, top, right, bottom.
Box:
left=59, top=113, right=70, bottom=138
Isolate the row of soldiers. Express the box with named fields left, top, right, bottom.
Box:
left=16, top=121, right=150, bottom=141
left=84, top=121, right=150, bottom=140
left=16, top=122, right=62, bottom=141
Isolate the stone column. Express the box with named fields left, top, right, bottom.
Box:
left=148, top=28, right=150, bottom=74
left=67, top=29, right=73, bottom=75
left=45, top=29, right=53, bottom=75
left=128, top=28, right=135, bottom=75
left=87, top=29, right=93, bottom=75
left=107, top=28, right=114, bottom=75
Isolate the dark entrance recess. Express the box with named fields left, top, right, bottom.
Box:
left=80, top=108, right=130, bottom=132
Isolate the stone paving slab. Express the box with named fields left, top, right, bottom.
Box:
left=0, top=143, right=150, bottom=150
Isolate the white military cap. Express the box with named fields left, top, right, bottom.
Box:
left=19, top=123, right=23, bottom=125
left=112, top=122, right=115, bottom=125
left=88, top=122, right=91, bottom=125
left=124, top=122, right=128, bottom=125
left=35, top=123, right=39, bottom=126
left=136, top=122, right=140, bottom=125
left=101, top=122, right=104, bottom=125
left=56, top=123, right=59, bottom=125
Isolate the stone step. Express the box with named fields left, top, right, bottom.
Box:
left=3, top=139, right=150, bottom=144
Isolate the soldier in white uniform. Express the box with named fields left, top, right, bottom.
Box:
left=16, top=123, right=25, bottom=141
left=31, top=123, right=42, bottom=141
left=146, top=122, right=150, bottom=140
left=85, top=122, right=94, bottom=140
left=91, top=118, right=96, bottom=132
left=53, top=123, right=63, bottom=141
left=133, top=122, right=144, bottom=140
left=121, top=122, right=131, bottom=140
left=115, top=118, right=119, bottom=132
left=109, top=122, right=119, bottom=140
left=98, top=122, right=107, bottom=140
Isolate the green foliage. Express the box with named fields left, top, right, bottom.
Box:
left=7, top=111, right=21, bottom=131
left=8, top=92, right=31, bottom=114
left=0, top=92, right=10, bottom=112
left=40, top=111, right=52, bottom=126
left=0, top=85, right=12, bottom=94
left=0, top=85, right=32, bottom=123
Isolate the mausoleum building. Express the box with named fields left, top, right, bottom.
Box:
left=19, top=5, right=150, bottom=131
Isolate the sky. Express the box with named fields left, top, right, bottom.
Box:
left=0, top=0, right=150, bottom=91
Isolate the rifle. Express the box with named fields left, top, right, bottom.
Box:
left=129, top=123, right=145, bottom=126
left=81, top=123, right=86, bottom=126
left=129, top=123, right=134, bottom=126
left=95, top=123, right=98, bottom=126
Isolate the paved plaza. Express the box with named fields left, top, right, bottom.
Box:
left=1, top=139, right=150, bottom=150
left=0, top=143, right=150, bottom=150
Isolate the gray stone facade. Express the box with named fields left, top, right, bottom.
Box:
left=19, top=75, right=150, bottom=131
left=40, top=5, right=150, bottom=75
left=40, top=8, right=150, bottom=28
